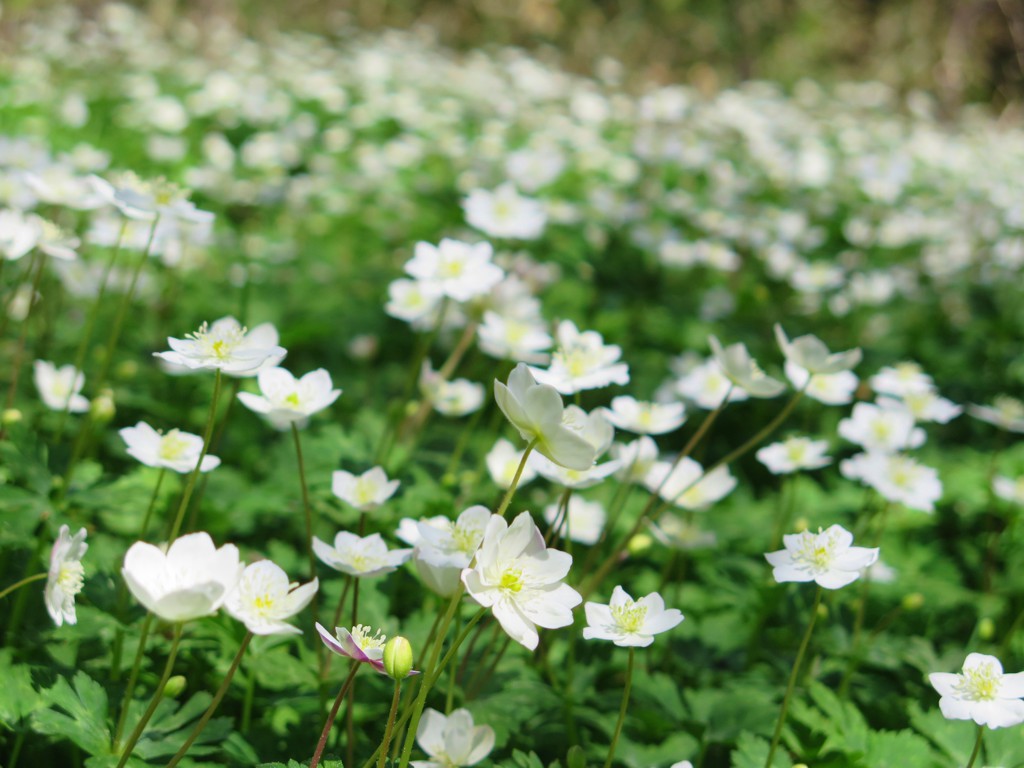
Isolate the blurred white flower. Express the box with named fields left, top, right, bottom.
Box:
left=604, top=396, right=686, bottom=435
left=583, top=585, right=683, bottom=647
left=119, top=421, right=221, bottom=473
left=463, top=183, right=547, bottom=240
left=419, top=362, right=484, bottom=417
left=675, top=358, right=749, bottom=410
left=405, top=238, right=503, bottom=302
left=45, top=525, right=88, bottom=627
left=611, top=436, right=660, bottom=483
left=838, top=402, right=925, bottom=454
left=756, top=436, right=832, bottom=474
left=878, top=390, right=961, bottom=424
left=870, top=362, right=934, bottom=397
left=840, top=452, right=942, bottom=512
left=411, top=708, right=495, bottom=768
left=774, top=324, right=861, bottom=375
left=237, top=367, right=341, bottom=429
left=784, top=361, right=858, bottom=406
left=312, top=532, right=412, bottom=578
left=155, top=317, right=286, bottom=377
left=224, top=560, right=317, bottom=635
left=543, top=496, right=606, bottom=545
left=765, top=524, right=878, bottom=589
left=486, top=438, right=539, bottom=490
left=530, top=320, right=629, bottom=395
left=994, top=475, right=1024, bottom=506
left=644, top=457, right=736, bottom=511
left=477, top=310, right=552, bottom=364
left=332, top=466, right=400, bottom=511
left=968, top=396, right=1024, bottom=434
left=385, top=278, right=444, bottom=327
left=708, top=336, right=785, bottom=398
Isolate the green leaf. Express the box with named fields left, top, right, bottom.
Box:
left=731, top=733, right=792, bottom=768
left=0, top=649, right=41, bottom=726
left=31, top=671, right=112, bottom=756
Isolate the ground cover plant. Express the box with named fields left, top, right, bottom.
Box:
left=2, top=4, right=1024, bottom=768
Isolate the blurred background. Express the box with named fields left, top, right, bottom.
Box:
left=6, top=0, right=1023, bottom=112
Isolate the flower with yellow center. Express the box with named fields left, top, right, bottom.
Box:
left=156, top=316, right=286, bottom=376
left=119, top=421, right=221, bottom=474
left=237, top=366, right=341, bottom=430
left=930, top=653, right=1024, bottom=728
left=312, top=531, right=412, bottom=578
left=316, top=622, right=414, bottom=676
left=755, top=436, right=832, bottom=475
left=45, top=525, right=88, bottom=627
left=331, top=466, right=400, bottom=512
left=583, top=585, right=684, bottom=647
left=224, top=560, right=318, bottom=635
left=765, top=524, right=878, bottom=589
left=604, top=396, right=686, bottom=436
left=530, top=320, right=629, bottom=395
left=461, top=511, right=581, bottom=651
left=404, top=238, right=503, bottom=302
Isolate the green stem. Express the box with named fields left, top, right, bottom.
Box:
left=0, top=571, right=46, bottom=601
left=764, top=586, right=823, bottom=768
left=310, top=664, right=360, bottom=768
left=138, top=468, right=167, bottom=542
left=115, top=623, right=184, bottom=768
left=291, top=423, right=318, bottom=584
left=377, top=680, right=403, bottom=768
left=602, top=648, right=635, bottom=768
left=165, top=631, right=253, bottom=768
left=166, top=369, right=223, bottom=541
left=113, top=613, right=154, bottom=747
left=964, top=723, right=985, bottom=768
left=1, top=252, right=48, bottom=419
left=495, top=439, right=537, bottom=519
left=241, top=664, right=256, bottom=734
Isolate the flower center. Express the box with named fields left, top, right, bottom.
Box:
left=351, top=624, right=387, bottom=654
left=955, top=662, right=1001, bottom=701
left=284, top=391, right=301, bottom=408
left=439, top=257, right=465, bottom=279
left=58, top=561, right=85, bottom=596
left=251, top=592, right=276, bottom=615
left=793, top=528, right=836, bottom=571
left=871, top=420, right=891, bottom=441
left=611, top=599, right=648, bottom=633
left=159, top=429, right=190, bottom=461
left=558, top=345, right=594, bottom=379
left=354, top=477, right=376, bottom=506
left=188, top=321, right=247, bottom=360
left=785, top=440, right=808, bottom=463
left=451, top=524, right=482, bottom=555
left=499, top=567, right=524, bottom=594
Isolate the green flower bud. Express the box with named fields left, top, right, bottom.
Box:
left=627, top=533, right=653, bottom=555
left=979, top=617, right=995, bottom=641
left=383, top=636, right=413, bottom=680
left=90, top=389, right=116, bottom=423
left=2, top=408, right=22, bottom=425
left=901, top=592, right=924, bottom=611
left=162, top=675, right=186, bottom=699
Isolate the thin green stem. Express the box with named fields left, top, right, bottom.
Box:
left=0, top=571, right=46, bottom=601
left=377, top=680, right=403, bottom=768
left=166, top=369, right=223, bottom=541
left=495, top=439, right=537, bottom=519
left=764, top=586, right=823, bottom=768
left=165, top=631, right=253, bottom=768
left=138, top=468, right=167, bottom=542
left=291, top=423, right=318, bottom=582
left=310, top=664, right=360, bottom=768
left=2, top=252, right=48, bottom=421
left=602, top=648, right=635, bottom=768
left=113, top=613, right=154, bottom=747
left=115, top=623, right=184, bottom=768
left=964, top=723, right=985, bottom=768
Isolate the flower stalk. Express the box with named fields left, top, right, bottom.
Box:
left=310, top=663, right=360, bottom=768
left=603, top=647, right=635, bottom=768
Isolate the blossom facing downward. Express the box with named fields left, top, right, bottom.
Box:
left=765, top=524, right=878, bottom=589
left=155, top=317, right=286, bottom=376
left=331, top=467, right=400, bottom=511
left=708, top=336, right=785, bottom=398
left=122, top=532, right=243, bottom=622
left=34, top=360, right=89, bottom=413
left=237, top=367, right=341, bottom=429
left=774, top=324, right=862, bottom=375
left=784, top=362, right=858, bottom=406
left=119, top=421, right=221, bottom=473
left=312, top=532, right=412, bottom=578
left=929, top=653, right=1024, bottom=728
left=45, top=525, right=88, bottom=627
left=411, top=708, right=495, bottom=768
left=461, top=511, right=582, bottom=651
left=968, top=396, right=1024, bottom=434
left=583, top=585, right=683, bottom=647
left=224, top=560, right=318, bottom=635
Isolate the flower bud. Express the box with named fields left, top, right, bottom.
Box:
left=2, top=408, right=22, bottom=425
left=162, top=675, right=186, bottom=699
left=90, top=389, right=115, bottom=423
left=901, top=592, right=924, bottom=611
left=978, top=617, right=995, bottom=641
left=383, top=636, right=414, bottom=680
left=627, top=533, right=653, bottom=555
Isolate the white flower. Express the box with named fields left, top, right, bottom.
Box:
left=675, top=359, right=749, bottom=410
left=316, top=622, right=389, bottom=674
left=784, top=361, right=858, bottom=406
left=119, top=422, right=221, bottom=473
left=405, top=238, right=504, bottom=302
left=530, top=320, right=630, bottom=395
left=385, top=278, right=445, bottom=327
left=611, top=437, right=660, bottom=483
left=494, top=363, right=595, bottom=471
left=708, top=336, right=785, bottom=398
left=90, top=172, right=213, bottom=223
left=224, top=560, right=318, bottom=635
left=485, top=438, right=539, bottom=490
left=877, top=390, right=961, bottom=424
left=312, top=532, right=412, bottom=578
left=756, top=436, right=832, bottom=474
left=419, top=362, right=484, bottom=417
left=643, top=458, right=737, bottom=511
left=929, top=653, right=1024, bottom=728
left=45, top=525, right=88, bottom=627
left=765, top=524, right=878, bottom=589
left=406, top=506, right=491, bottom=596
left=543, top=496, right=606, bottom=545
left=33, top=360, right=89, bottom=413
left=969, top=396, right=1024, bottom=433
left=461, top=511, right=582, bottom=651
left=0, top=209, right=42, bottom=261
left=994, top=475, right=1024, bottom=506
left=463, top=183, right=547, bottom=240
left=604, top=396, right=686, bottom=435
left=670, top=763, right=694, bottom=768
left=155, top=317, right=286, bottom=376
left=122, top=532, right=243, bottom=622
left=331, top=466, right=400, bottom=512
left=237, top=367, right=341, bottom=429
left=583, top=585, right=683, bottom=647
left=774, top=324, right=862, bottom=375
left=506, top=146, right=566, bottom=192
left=411, top=708, right=495, bottom=768
left=839, top=452, right=942, bottom=512
left=838, top=402, right=925, bottom=454
left=870, top=362, right=934, bottom=397
left=477, top=310, right=552, bottom=364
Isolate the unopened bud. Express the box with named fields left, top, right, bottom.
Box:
left=627, top=533, right=652, bottom=555
left=90, top=389, right=115, bottom=423
left=2, top=408, right=22, bottom=425
left=116, top=360, right=139, bottom=380
left=383, top=636, right=414, bottom=680
left=816, top=602, right=829, bottom=620
left=162, top=675, right=186, bottom=699
left=793, top=517, right=809, bottom=533
left=901, top=592, right=924, bottom=611
left=979, top=617, right=995, bottom=641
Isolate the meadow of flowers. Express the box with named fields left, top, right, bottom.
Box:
left=2, top=4, right=1024, bottom=767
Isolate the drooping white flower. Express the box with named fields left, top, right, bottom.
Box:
left=839, top=452, right=942, bottom=512
left=929, top=653, right=1024, bottom=728
left=485, top=438, right=539, bottom=490
left=404, top=238, right=504, bottom=302
left=765, top=524, right=878, bottom=589
left=122, top=532, right=243, bottom=622
left=237, top=367, right=341, bottom=429
left=675, top=358, right=749, bottom=410
left=603, top=396, right=686, bottom=435
left=530, top=320, right=630, bottom=395
left=119, top=422, right=221, bottom=473
left=463, top=183, right=547, bottom=240
left=312, top=532, right=412, bottom=578
left=155, top=317, right=286, bottom=376
left=411, top=708, right=495, bottom=768
left=756, top=436, right=832, bottom=474
left=784, top=361, right=858, bottom=406
left=643, top=457, right=737, bottom=511
left=543, top=496, right=606, bottom=545
left=331, top=467, right=400, bottom=512
left=419, top=362, right=484, bottom=417
left=611, top=436, right=660, bottom=483
left=45, top=525, right=88, bottom=627
left=583, top=585, right=683, bottom=647
left=774, top=324, right=861, bottom=375
left=870, top=362, right=935, bottom=397
left=33, top=360, right=89, bottom=413
left=224, top=560, right=318, bottom=635
left=461, top=511, right=582, bottom=651
left=837, top=402, right=925, bottom=454
left=494, top=363, right=595, bottom=471
left=968, top=396, right=1024, bottom=433
left=477, top=310, right=552, bottom=364
left=531, top=405, right=619, bottom=488
left=708, top=336, right=786, bottom=398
